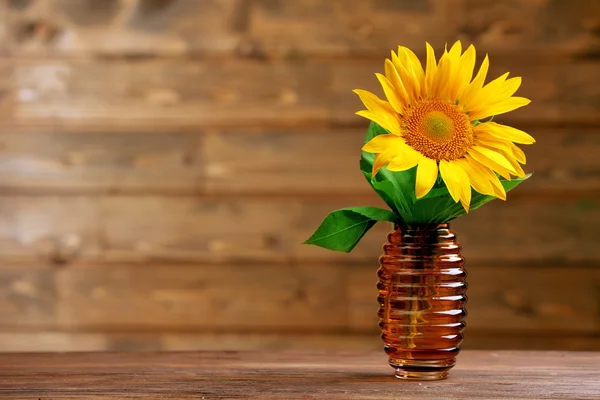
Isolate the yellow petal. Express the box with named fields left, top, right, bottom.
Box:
left=474, top=132, right=522, bottom=163
left=415, top=157, right=438, bottom=198
left=471, top=97, right=531, bottom=120
left=448, top=40, right=462, bottom=61
left=478, top=143, right=527, bottom=178
left=447, top=159, right=472, bottom=212
left=431, top=50, right=452, bottom=99
left=399, top=46, right=425, bottom=80
left=460, top=54, right=489, bottom=106
left=425, top=42, right=437, bottom=97
left=454, top=45, right=476, bottom=100
left=465, top=154, right=507, bottom=200
left=443, top=41, right=463, bottom=99
left=362, top=134, right=406, bottom=153
left=398, top=46, right=425, bottom=96
left=355, top=110, right=401, bottom=135
left=460, top=186, right=471, bottom=212
left=511, top=143, right=527, bottom=164
left=388, top=149, right=422, bottom=172
left=372, top=150, right=396, bottom=176
left=439, top=159, right=469, bottom=204
left=353, top=89, right=395, bottom=114
left=509, top=159, right=526, bottom=177
left=479, top=72, right=510, bottom=94
left=469, top=145, right=518, bottom=173
left=469, top=76, right=523, bottom=116
left=466, top=72, right=510, bottom=117
left=481, top=122, right=536, bottom=144
left=468, top=146, right=516, bottom=179
left=499, top=76, right=522, bottom=98
left=489, top=173, right=507, bottom=200
left=353, top=90, right=401, bottom=133
left=474, top=135, right=515, bottom=156
left=457, top=157, right=494, bottom=196
left=480, top=76, right=522, bottom=105
left=391, top=51, right=420, bottom=101
left=376, top=73, right=405, bottom=114
left=384, top=59, right=410, bottom=110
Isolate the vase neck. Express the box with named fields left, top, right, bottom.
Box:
left=394, top=223, right=450, bottom=233
left=386, top=223, right=459, bottom=251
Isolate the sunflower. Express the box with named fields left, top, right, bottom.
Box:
left=356, top=41, right=535, bottom=212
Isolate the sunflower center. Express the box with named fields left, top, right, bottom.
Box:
left=402, top=100, right=473, bottom=161
left=422, top=111, right=454, bottom=144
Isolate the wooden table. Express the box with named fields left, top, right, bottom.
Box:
left=0, top=351, right=599, bottom=399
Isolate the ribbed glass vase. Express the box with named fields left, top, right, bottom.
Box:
left=377, top=223, right=467, bottom=380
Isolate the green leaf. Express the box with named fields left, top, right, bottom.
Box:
left=376, top=166, right=416, bottom=216
left=303, top=207, right=398, bottom=252
left=406, top=193, right=459, bottom=224
left=361, top=167, right=398, bottom=213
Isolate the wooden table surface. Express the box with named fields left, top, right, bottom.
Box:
left=1, top=351, right=599, bottom=399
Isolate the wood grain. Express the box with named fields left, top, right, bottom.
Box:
left=5, top=0, right=600, bottom=59
left=0, top=131, right=201, bottom=193
left=54, top=264, right=346, bottom=331
left=1, top=127, right=597, bottom=195
left=0, top=263, right=347, bottom=331
left=0, top=125, right=594, bottom=196
left=0, top=196, right=101, bottom=263
left=0, top=331, right=381, bottom=353
left=7, top=58, right=331, bottom=131
left=454, top=0, right=600, bottom=60
left=0, top=263, right=349, bottom=331
left=249, top=0, right=600, bottom=59
left=2, top=331, right=600, bottom=353
left=246, top=0, right=461, bottom=58
left=0, top=1, right=7, bottom=55
left=0, top=196, right=598, bottom=264
left=5, top=0, right=245, bottom=57
left=0, top=351, right=599, bottom=399
left=202, top=128, right=366, bottom=196
left=202, top=126, right=600, bottom=196
left=5, top=58, right=598, bottom=132
left=1, top=263, right=598, bottom=334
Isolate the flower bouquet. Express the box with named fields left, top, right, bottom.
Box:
left=304, top=41, right=535, bottom=380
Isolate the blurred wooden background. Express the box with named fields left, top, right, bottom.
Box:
left=0, top=0, right=599, bottom=352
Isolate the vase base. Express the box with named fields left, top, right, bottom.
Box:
left=394, top=368, right=449, bottom=380
left=389, top=358, right=455, bottom=381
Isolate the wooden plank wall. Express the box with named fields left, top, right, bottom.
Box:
left=0, top=0, right=599, bottom=352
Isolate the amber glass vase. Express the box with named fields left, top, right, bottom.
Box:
left=377, top=223, right=467, bottom=380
